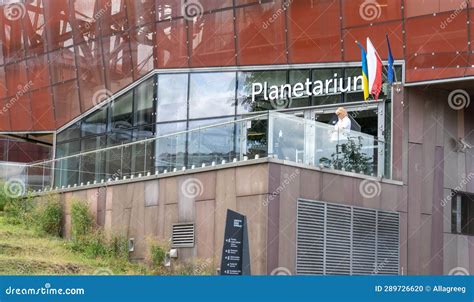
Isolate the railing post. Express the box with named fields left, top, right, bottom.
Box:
left=377, top=102, right=386, bottom=177
left=267, top=112, right=274, bottom=158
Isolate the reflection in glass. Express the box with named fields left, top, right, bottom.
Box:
left=188, top=119, right=236, bottom=168
left=80, top=136, right=106, bottom=183
left=289, top=69, right=311, bottom=108
left=237, top=71, right=286, bottom=114
left=157, top=74, right=188, bottom=122
left=189, top=72, right=236, bottom=119
left=155, top=122, right=186, bottom=173
left=57, top=122, right=81, bottom=143
left=134, top=77, right=155, bottom=126
left=111, top=90, right=133, bottom=130
left=81, top=107, right=108, bottom=137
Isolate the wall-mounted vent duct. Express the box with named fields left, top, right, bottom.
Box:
left=296, top=199, right=399, bottom=275
left=172, top=223, right=195, bottom=248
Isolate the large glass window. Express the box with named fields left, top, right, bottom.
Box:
left=188, top=118, right=237, bottom=168
left=452, top=193, right=474, bottom=236
left=155, top=122, right=186, bottom=173
left=57, top=122, right=81, bottom=143
left=189, top=72, right=236, bottom=119
left=237, top=70, right=287, bottom=114
left=53, top=65, right=400, bottom=187
left=81, top=107, right=108, bottom=137
left=312, top=68, right=343, bottom=106
left=134, top=78, right=155, bottom=126
left=157, top=74, right=188, bottom=122
left=110, top=90, right=133, bottom=130
left=80, top=136, right=106, bottom=183
left=289, top=70, right=311, bottom=108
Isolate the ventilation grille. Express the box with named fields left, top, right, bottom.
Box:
left=297, top=200, right=400, bottom=275
left=172, top=223, right=195, bottom=248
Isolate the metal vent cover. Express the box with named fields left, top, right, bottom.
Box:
left=296, top=199, right=400, bottom=275
left=172, top=223, right=195, bottom=248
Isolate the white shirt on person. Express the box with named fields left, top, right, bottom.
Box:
left=331, top=116, right=351, bottom=141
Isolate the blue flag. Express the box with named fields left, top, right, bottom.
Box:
left=386, top=34, right=394, bottom=84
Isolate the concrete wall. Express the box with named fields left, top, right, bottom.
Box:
left=44, top=161, right=406, bottom=275
left=54, top=163, right=271, bottom=275
left=405, top=86, right=474, bottom=275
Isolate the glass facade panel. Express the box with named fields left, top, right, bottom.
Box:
left=82, top=107, right=108, bottom=137
left=110, top=90, right=133, bottom=130
left=237, top=71, right=287, bottom=114
left=189, top=72, right=236, bottom=119
left=134, top=78, right=155, bottom=126
left=190, top=10, right=236, bottom=67
left=288, top=0, right=342, bottom=63
left=157, top=74, right=188, bottom=122
left=188, top=119, right=237, bottom=167
left=235, top=1, right=286, bottom=65
left=80, top=136, right=106, bottom=183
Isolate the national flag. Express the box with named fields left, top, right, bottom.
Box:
left=357, top=42, right=370, bottom=100
left=386, top=34, right=395, bottom=85
left=366, top=38, right=383, bottom=100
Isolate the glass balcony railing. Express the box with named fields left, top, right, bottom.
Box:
left=0, top=112, right=388, bottom=195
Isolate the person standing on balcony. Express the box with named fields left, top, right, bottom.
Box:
left=331, top=107, right=351, bottom=142
left=335, top=107, right=351, bottom=133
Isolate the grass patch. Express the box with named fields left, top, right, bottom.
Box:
left=0, top=214, right=147, bottom=275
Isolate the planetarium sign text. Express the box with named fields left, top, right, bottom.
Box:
left=251, top=74, right=364, bottom=102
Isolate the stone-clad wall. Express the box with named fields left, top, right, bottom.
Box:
left=52, top=163, right=271, bottom=275
left=42, top=161, right=409, bottom=275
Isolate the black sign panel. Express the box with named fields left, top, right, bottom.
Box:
left=220, top=209, right=250, bottom=275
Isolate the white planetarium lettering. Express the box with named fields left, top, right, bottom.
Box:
left=251, top=74, right=363, bottom=102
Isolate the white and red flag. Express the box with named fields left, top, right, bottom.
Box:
left=366, top=38, right=383, bottom=100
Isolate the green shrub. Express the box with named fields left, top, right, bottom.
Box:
left=4, top=197, right=35, bottom=225
left=70, top=200, right=93, bottom=240
left=68, top=230, right=129, bottom=260
left=35, top=197, right=62, bottom=237
left=150, top=244, right=166, bottom=267
left=109, top=234, right=129, bottom=260
left=0, top=182, right=10, bottom=211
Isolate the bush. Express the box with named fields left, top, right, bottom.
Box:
left=4, top=196, right=35, bottom=225
left=150, top=244, right=166, bottom=267
left=0, top=183, right=10, bottom=212
left=109, top=234, right=129, bottom=260
left=68, top=230, right=129, bottom=260
left=35, top=197, right=62, bottom=237
left=70, top=200, right=93, bottom=240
